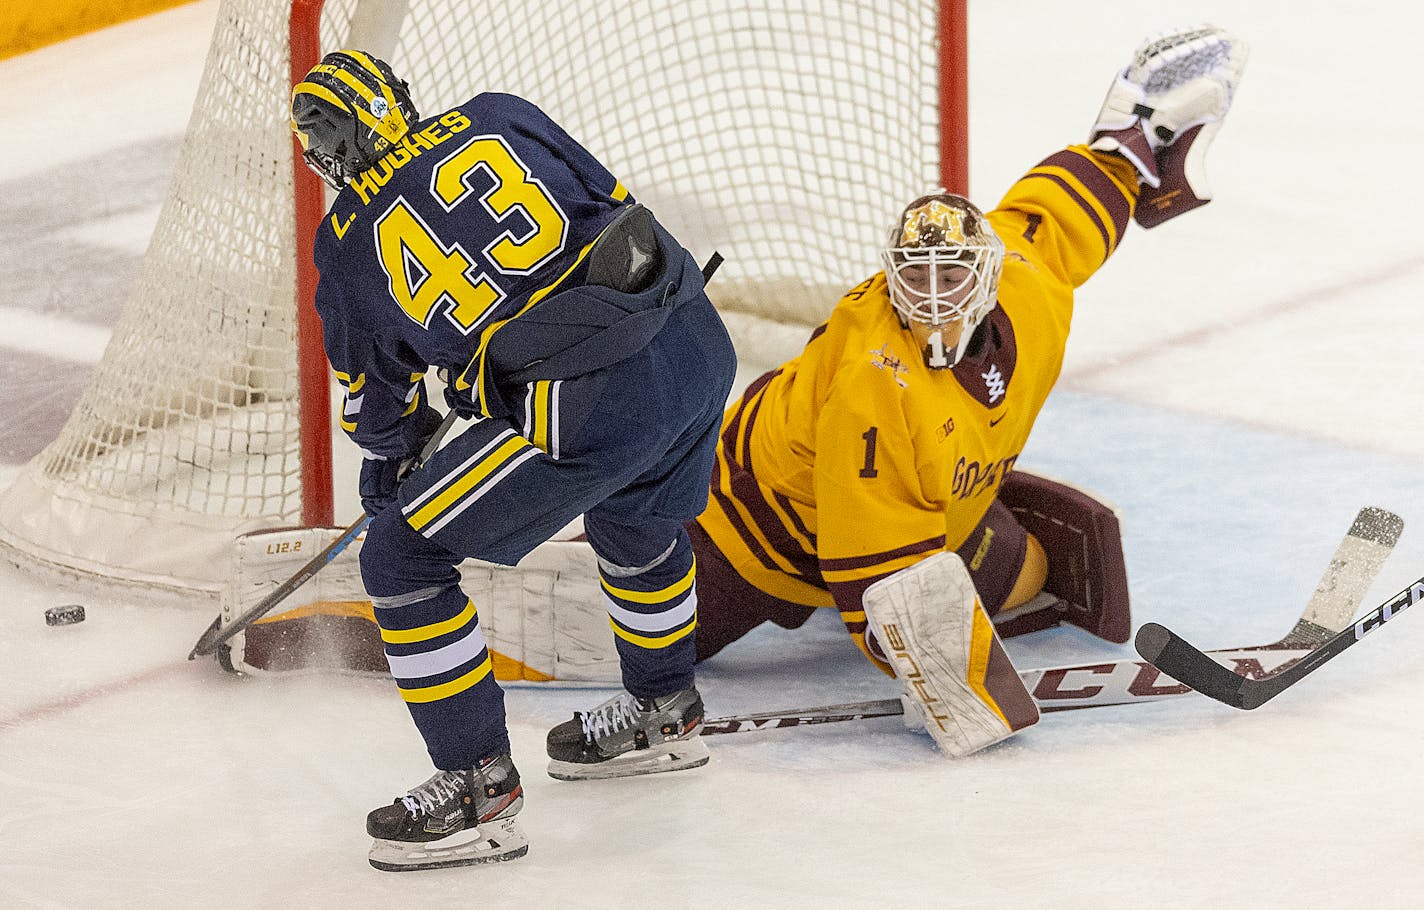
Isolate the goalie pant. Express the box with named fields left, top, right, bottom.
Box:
left=356, top=228, right=736, bottom=772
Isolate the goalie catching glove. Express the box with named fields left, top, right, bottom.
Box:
left=861, top=552, right=1040, bottom=758
left=1089, top=24, right=1248, bottom=227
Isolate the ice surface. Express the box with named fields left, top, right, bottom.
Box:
left=2, top=1, right=1423, bottom=907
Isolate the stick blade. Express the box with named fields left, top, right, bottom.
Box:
left=1134, top=622, right=1255, bottom=710
left=1351, top=507, right=1404, bottom=548
left=187, top=615, right=223, bottom=660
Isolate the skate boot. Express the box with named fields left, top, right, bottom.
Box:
left=546, top=686, right=709, bottom=781
left=366, top=754, right=528, bottom=871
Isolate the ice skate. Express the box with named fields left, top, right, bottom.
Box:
left=546, top=686, right=709, bottom=781
left=366, top=754, right=528, bottom=871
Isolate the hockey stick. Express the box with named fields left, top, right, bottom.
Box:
left=699, top=640, right=1318, bottom=735
left=701, top=700, right=905, bottom=735
left=187, top=411, right=460, bottom=660
left=702, top=506, right=1402, bottom=735
left=1135, top=574, right=1421, bottom=710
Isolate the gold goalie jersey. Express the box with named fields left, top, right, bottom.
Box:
left=695, top=145, right=1140, bottom=670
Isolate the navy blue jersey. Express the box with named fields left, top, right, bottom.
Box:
left=313, top=93, right=632, bottom=458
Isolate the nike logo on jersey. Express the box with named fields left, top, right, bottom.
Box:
left=331, top=212, right=357, bottom=239
left=988, top=413, right=1007, bottom=428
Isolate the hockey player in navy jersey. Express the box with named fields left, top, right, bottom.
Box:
left=291, top=51, right=735, bottom=871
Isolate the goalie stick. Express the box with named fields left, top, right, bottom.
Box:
left=702, top=506, right=1401, bottom=735
left=187, top=411, right=460, bottom=660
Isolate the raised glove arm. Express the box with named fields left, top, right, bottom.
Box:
left=1089, top=24, right=1248, bottom=227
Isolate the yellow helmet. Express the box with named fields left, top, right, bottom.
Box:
left=290, top=50, right=419, bottom=188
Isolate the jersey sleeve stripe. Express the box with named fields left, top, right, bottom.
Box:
left=1035, top=147, right=1133, bottom=242
left=772, top=490, right=817, bottom=551
left=708, top=374, right=826, bottom=581
left=1022, top=170, right=1113, bottom=260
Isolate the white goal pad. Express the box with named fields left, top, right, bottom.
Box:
left=862, top=552, right=1041, bottom=757
left=223, top=528, right=620, bottom=684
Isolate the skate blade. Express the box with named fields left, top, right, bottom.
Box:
left=368, top=817, right=528, bottom=872
left=547, top=736, right=710, bottom=781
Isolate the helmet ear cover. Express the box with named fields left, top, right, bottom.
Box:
left=290, top=50, right=419, bottom=188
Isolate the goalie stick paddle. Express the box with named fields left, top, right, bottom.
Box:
left=703, top=506, right=1402, bottom=735
left=187, top=411, right=460, bottom=660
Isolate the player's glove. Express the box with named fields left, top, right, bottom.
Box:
left=358, top=406, right=445, bottom=517
left=359, top=455, right=404, bottom=517
left=1089, top=24, right=1247, bottom=227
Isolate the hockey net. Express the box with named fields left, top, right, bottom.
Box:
left=0, top=0, right=962, bottom=597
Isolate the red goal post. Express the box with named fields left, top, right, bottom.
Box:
left=0, top=0, right=968, bottom=597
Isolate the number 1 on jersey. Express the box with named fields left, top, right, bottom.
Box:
left=859, top=426, right=879, bottom=478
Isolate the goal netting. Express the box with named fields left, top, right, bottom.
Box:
left=0, top=0, right=959, bottom=596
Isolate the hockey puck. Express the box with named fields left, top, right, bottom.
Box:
left=45, top=604, right=86, bottom=626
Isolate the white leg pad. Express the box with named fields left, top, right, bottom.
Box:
left=862, top=552, right=1040, bottom=758
left=467, top=540, right=621, bottom=684
left=223, top=530, right=621, bottom=683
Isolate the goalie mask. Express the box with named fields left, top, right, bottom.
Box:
left=881, top=193, right=1005, bottom=369
left=290, top=50, right=419, bottom=189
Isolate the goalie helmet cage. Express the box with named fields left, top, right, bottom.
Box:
left=0, top=0, right=968, bottom=597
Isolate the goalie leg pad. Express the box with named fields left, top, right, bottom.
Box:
left=222, top=528, right=623, bottom=683
left=996, top=471, right=1132, bottom=644
left=861, top=552, right=1039, bottom=758
left=240, top=603, right=387, bottom=673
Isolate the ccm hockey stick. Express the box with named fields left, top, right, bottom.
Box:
left=187, top=411, right=460, bottom=660
left=1133, top=506, right=1405, bottom=709
left=1137, top=575, right=1417, bottom=710
left=702, top=506, right=1401, bottom=735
